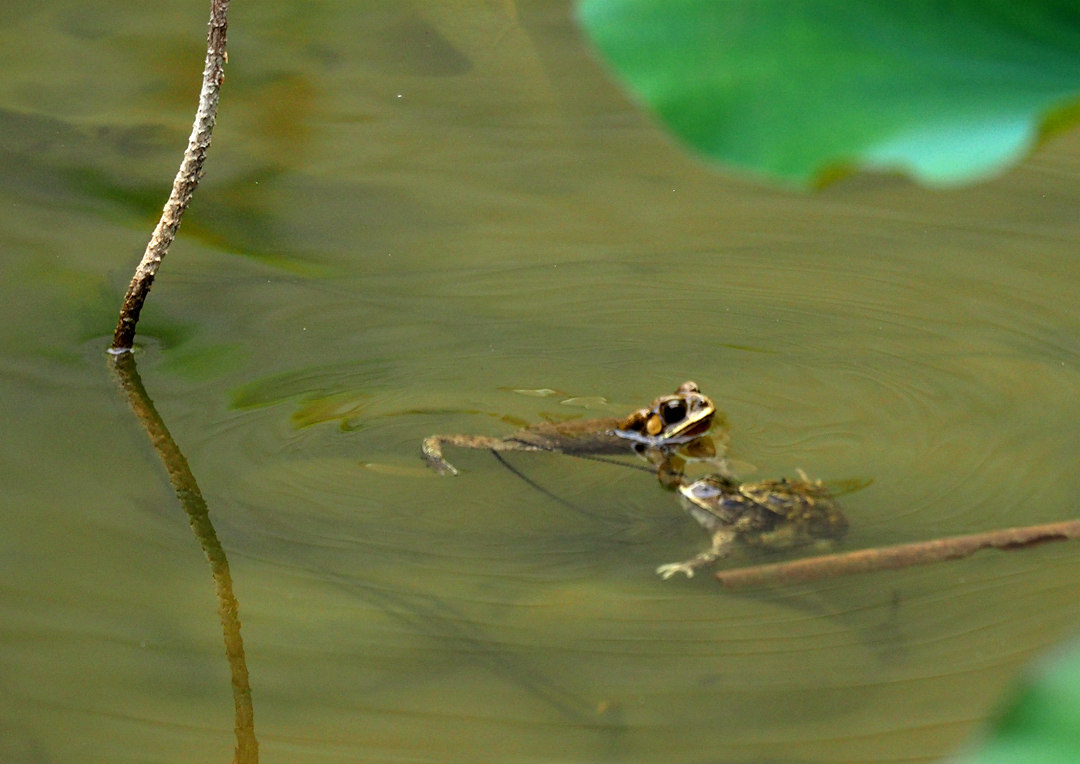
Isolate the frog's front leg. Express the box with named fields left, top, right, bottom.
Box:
left=422, top=435, right=464, bottom=475
left=656, top=529, right=736, bottom=579
left=421, top=434, right=544, bottom=476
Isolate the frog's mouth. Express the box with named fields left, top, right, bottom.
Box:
left=610, top=428, right=709, bottom=446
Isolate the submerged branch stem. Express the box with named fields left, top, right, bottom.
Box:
left=714, top=519, right=1080, bottom=590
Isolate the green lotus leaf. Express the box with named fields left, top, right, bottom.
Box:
left=576, top=0, right=1080, bottom=187
left=953, top=636, right=1080, bottom=764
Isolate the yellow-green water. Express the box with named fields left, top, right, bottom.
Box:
left=1, top=1, right=1079, bottom=762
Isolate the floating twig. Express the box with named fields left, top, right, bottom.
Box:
left=110, top=0, right=230, bottom=351
left=714, top=519, right=1080, bottom=590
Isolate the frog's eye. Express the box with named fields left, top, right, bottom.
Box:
left=660, top=400, right=688, bottom=424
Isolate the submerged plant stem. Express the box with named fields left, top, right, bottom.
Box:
left=110, top=0, right=230, bottom=351
left=714, top=519, right=1080, bottom=590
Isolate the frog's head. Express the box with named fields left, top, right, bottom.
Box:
left=678, top=473, right=739, bottom=510
left=620, top=381, right=716, bottom=442
left=677, top=473, right=752, bottom=529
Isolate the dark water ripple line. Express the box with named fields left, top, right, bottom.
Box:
left=225, top=456, right=673, bottom=562
left=223, top=504, right=673, bottom=567
left=225, top=541, right=881, bottom=665
left=566, top=629, right=860, bottom=660
left=219, top=551, right=614, bottom=726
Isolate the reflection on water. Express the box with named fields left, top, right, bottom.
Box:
left=0, top=0, right=1079, bottom=762
left=110, top=352, right=258, bottom=763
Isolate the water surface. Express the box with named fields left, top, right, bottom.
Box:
left=1, top=1, right=1079, bottom=762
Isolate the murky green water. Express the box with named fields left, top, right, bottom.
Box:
left=2, top=1, right=1079, bottom=762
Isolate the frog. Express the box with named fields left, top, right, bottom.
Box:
left=657, top=470, right=849, bottom=579
left=421, top=381, right=722, bottom=477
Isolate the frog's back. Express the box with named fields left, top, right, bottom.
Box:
left=741, top=478, right=849, bottom=543
left=503, top=418, right=629, bottom=455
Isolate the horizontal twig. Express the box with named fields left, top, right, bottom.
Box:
left=714, top=519, right=1080, bottom=590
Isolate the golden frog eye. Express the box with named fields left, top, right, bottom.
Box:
left=660, top=399, right=688, bottom=425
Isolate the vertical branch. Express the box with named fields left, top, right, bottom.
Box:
left=110, top=0, right=230, bottom=352
left=108, top=6, right=250, bottom=756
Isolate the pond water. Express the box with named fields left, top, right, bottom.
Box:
left=2, top=1, right=1079, bottom=762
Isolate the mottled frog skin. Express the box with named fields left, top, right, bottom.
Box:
left=657, top=470, right=849, bottom=579
left=421, top=381, right=718, bottom=477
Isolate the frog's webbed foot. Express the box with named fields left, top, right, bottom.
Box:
left=421, top=435, right=460, bottom=476
left=656, top=551, right=722, bottom=580
left=656, top=530, right=735, bottom=580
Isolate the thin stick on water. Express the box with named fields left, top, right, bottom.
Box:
left=110, top=0, right=230, bottom=352
left=714, top=518, right=1080, bottom=590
